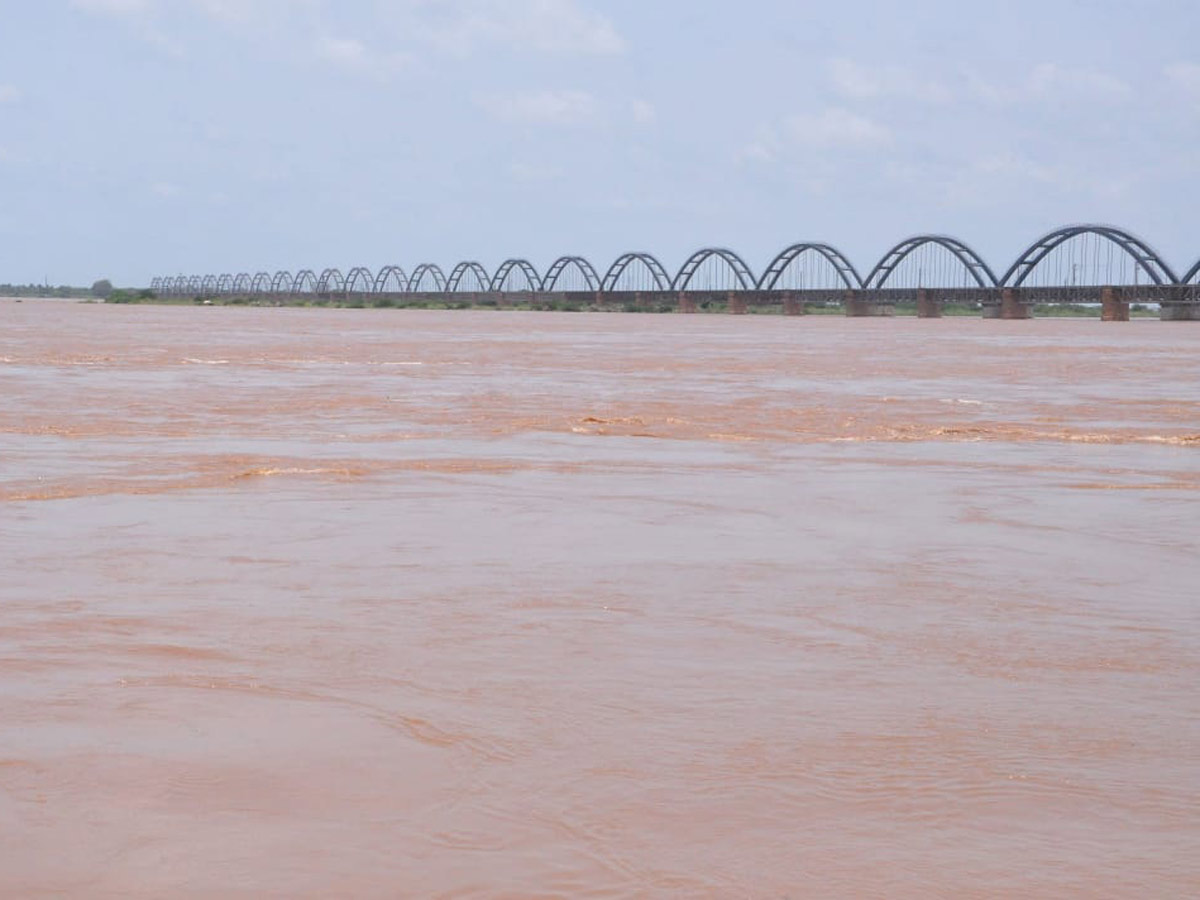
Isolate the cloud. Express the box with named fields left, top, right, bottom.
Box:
left=1165, top=62, right=1200, bottom=94
left=509, top=161, right=563, bottom=183
left=971, top=64, right=1132, bottom=105
left=150, top=181, right=182, bottom=198
left=70, top=0, right=154, bottom=15
left=189, top=0, right=260, bottom=25
left=314, top=36, right=411, bottom=78
left=631, top=99, right=656, bottom=124
left=783, top=108, right=891, bottom=147
left=1027, top=63, right=1131, bottom=100
left=481, top=89, right=597, bottom=125
left=409, top=0, right=625, bottom=56
left=972, top=152, right=1058, bottom=185
left=0, top=85, right=20, bottom=104
left=828, top=59, right=952, bottom=103
left=740, top=108, right=890, bottom=170
left=68, top=0, right=623, bottom=75
left=69, top=0, right=184, bottom=56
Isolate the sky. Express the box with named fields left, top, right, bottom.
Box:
left=1, top=0, right=1199, bottom=286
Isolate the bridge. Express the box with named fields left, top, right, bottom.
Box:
left=151, top=225, right=1200, bottom=321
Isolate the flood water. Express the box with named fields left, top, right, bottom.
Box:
left=2, top=301, right=1198, bottom=898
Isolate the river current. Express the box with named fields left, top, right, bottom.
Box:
left=2, top=301, right=1198, bottom=897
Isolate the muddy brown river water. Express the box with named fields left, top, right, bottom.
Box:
left=1, top=301, right=1198, bottom=898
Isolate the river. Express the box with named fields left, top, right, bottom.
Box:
left=2, top=301, right=1198, bottom=897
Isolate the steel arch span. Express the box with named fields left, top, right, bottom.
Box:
left=541, top=256, right=600, bottom=291
left=316, top=268, right=345, bottom=293
left=270, top=271, right=293, bottom=293
left=292, top=270, right=319, bottom=293
left=758, top=242, right=863, bottom=290
left=1183, top=258, right=1200, bottom=285
left=673, top=248, right=756, bottom=291
left=1002, top=225, right=1178, bottom=287
left=374, top=265, right=409, bottom=293
left=250, top=272, right=272, bottom=294
left=491, top=259, right=540, bottom=292
left=446, top=261, right=490, bottom=292
left=232, top=273, right=253, bottom=294
left=864, top=236, right=998, bottom=289
left=601, top=252, right=672, bottom=291
left=408, top=263, right=447, bottom=292
left=189, top=276, right=206, bottom=295
left=345, top=266, right=375, bottom=293
left=216, top=274, right=235, bottom=295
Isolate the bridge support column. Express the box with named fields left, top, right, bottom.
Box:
left=727, top=292, right=748, bottom=315
left=916, top=288, right=942, bottom=318
left=678, top=293, right=697, bottom=313
left=1161, top=303, right=1200, bottom=320
left=782, top=291, right=805, bottom=316
left=984, top=288, right=1031, bottom=319
left=1100, top=286, right=1129, bottom=322
left=844, top=290, right=893, bottom=317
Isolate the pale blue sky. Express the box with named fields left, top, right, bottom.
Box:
left=1, top=0, right=1198, bottom=285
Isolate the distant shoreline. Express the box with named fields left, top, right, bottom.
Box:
left=0, top=294, right=1162, bottom=318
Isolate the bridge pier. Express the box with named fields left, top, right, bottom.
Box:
left=782, top=291, right=805, bottom=316
left=727, top=292, right=748, bottom=315
left=916, top=288, right=942, bottom=318
left=844, top=290, right=893, bottom=317
left=678, top=293, right=697, bottom=313
left=983, top=288, right=1031, bottom=320
left=1161, top=303, right=1200, bottom=320
left=1100, top=286, right=1129, bottom=322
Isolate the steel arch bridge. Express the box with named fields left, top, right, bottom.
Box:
left=152, top=223, right=1200, bottom=320
left=673, top=248, right=756, bottom=291
left=864, top=235, right=999, bottom=289
left=374, top=265, right=408, bottom=293
left=542, top=256, right=601, bottom=291
left=601, top=253, right=672, bottom=291
left=1000, top=224, right=1178, bottom=287
left=345, top=266, right=375, bottom=293
left=270, top=271, right=293, bottom=293
left=490, top=259, right=540, bottom=292
left=757, top=243, right=863, bottom=290
left=292, top=270, right=319, bottom=293
left=409, top=263, right=447, bottom=292
left=316, top=268, right=345, bottom=294
left=446, top=261, right=490, bottom=292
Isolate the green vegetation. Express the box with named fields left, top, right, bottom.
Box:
left=0, top=282, right=92, bottom=299
left=105, top=288, right=158, bottom=303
